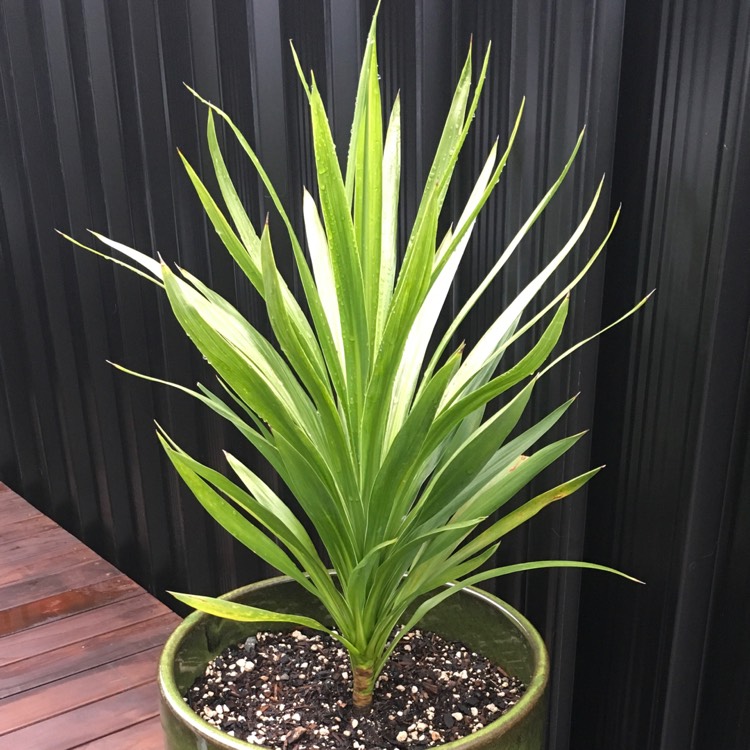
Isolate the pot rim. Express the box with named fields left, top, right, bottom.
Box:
left=159, top=575, right=549, bottom=749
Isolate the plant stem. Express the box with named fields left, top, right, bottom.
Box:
left=352, top=665, right=374, bottom=711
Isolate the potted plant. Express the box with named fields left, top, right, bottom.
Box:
left=64, top=9, right=647, bottom=750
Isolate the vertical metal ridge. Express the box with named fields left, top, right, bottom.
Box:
left=1, top=0, right=98, bottom=539
left=0, top=4, right=53, bottom=508
left=41, top=0, right=139, bottom=575
left=114, top=0, right=202, bottom=594
left=322, top=0, right=359, bottom=152
left=576, top=1, right=750, bottom=748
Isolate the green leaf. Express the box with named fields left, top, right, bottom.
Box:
left=424, top=129, right=585, bottom=384
left=376, top=93, right=401, bottom=348
left=272, top=431, right=358, bottom=577
left=178, top=149, right=257, bottom=283
left=376, top=558, right=641, bottom=673
left=161, top=264, right=318, bottom=441
left=407, top=378, right=538, bottom=531
left=358, top=44, right=483, bottom=487
left=446, top=176, right=605, bottom=402
left=308, top=76, right=370, bottom=418
left=223, top=451, right=354, bottom=631
left=436, top=207, right=622, bottom=417
left=453, top=467, right=603, bottom=565
left=87, top=231, right=164, bottom=279
left=188, top=87, right=349, bottom=407
left=109, top=361, right=276, bottom=459
left=366, top=347, right=463, bottom=544
left=303, top=191, right=346, bottom=370
left=169, top=592, right=360, bottom=654
left=539, top=290, right=655, bottom=377
left=343, top=537, right=397, bottom=641
left=396, top=544, right=500, bottom=613
left=259, top=222, right=358, bottom=501
left=185, top=87, right=303, bottom=259
left=430, top=98, right=525, bottom=281
left=413, top=396, right=579, bottom=543
left=425, top=298, right=569, bottom=453
left=452, top=432, right=588, bottom=528
left=355, top=37, right=383, bottom=345
left=158, top=434, right=314, bottom=594
left=205, top=111, right=262, bottom=270
left=345, top=4, right=381, bottom=203
left=56, top=230, right=163, bottom=287
left=209, top=376, right=267, bottom=428
left=205, top=113, right=331, bottom=388
left=382, top=141, right=500, bottom=448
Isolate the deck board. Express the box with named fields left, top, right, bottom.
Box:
left=1, top=514, right=58, bottom=544
left=0, top=593, right=163, bottom=666
left=0, top=484, right=180, bottom=748
left=0, top=682, right=160, bottom=749
left=75, top=717, right=166, bottom=750
left=0, top=647, right=163, bottom=734
left=0, top=566, right=139, bottom=636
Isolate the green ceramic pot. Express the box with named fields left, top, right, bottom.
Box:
left=159, top=576, right=549, bottom=749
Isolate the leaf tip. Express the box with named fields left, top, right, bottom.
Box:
left=183, top=83, right=206, bottom=105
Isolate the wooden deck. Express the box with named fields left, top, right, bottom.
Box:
left=0, top=483, right=181, bottom=749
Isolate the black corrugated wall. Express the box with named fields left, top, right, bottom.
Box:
left=0, top=2, right=747, bottom=749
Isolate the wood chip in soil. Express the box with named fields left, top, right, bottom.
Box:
left=184, top=628, right=527, bottom=749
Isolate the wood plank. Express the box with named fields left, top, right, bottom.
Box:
left=0, top=541, right=95, bottom=588
left=1, top=513, right=58, bottom=544
left=0, top=483, right=180, bottom=747
left=0, top=612, right=179, bottom=698
left=75, top=716, right=166, bottom=749
left=0, top=524, right=86, bottom=565
left=73, top=716, right=165, bottom=749
left=0, top=681, right=160, bottom=750
left=0, top=646, right=164, bottom=734
left=0, top=593, right=166, bottom=665
left=0, top=487, right=41, bottom=525
left=0, top=570, right=140, bottom=636
left=0, top=557, right=119, bottom=611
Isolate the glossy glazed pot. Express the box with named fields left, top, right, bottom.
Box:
left=159, top=576, right=549, bottom=749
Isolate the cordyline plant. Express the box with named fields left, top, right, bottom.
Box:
left=63, top=13, right=648, bottom=711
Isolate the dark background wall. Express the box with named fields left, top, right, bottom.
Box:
left=0, top=1, right=747, bottom=749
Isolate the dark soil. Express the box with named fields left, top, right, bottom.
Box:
left=184, top=628, right=526, bottom=749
